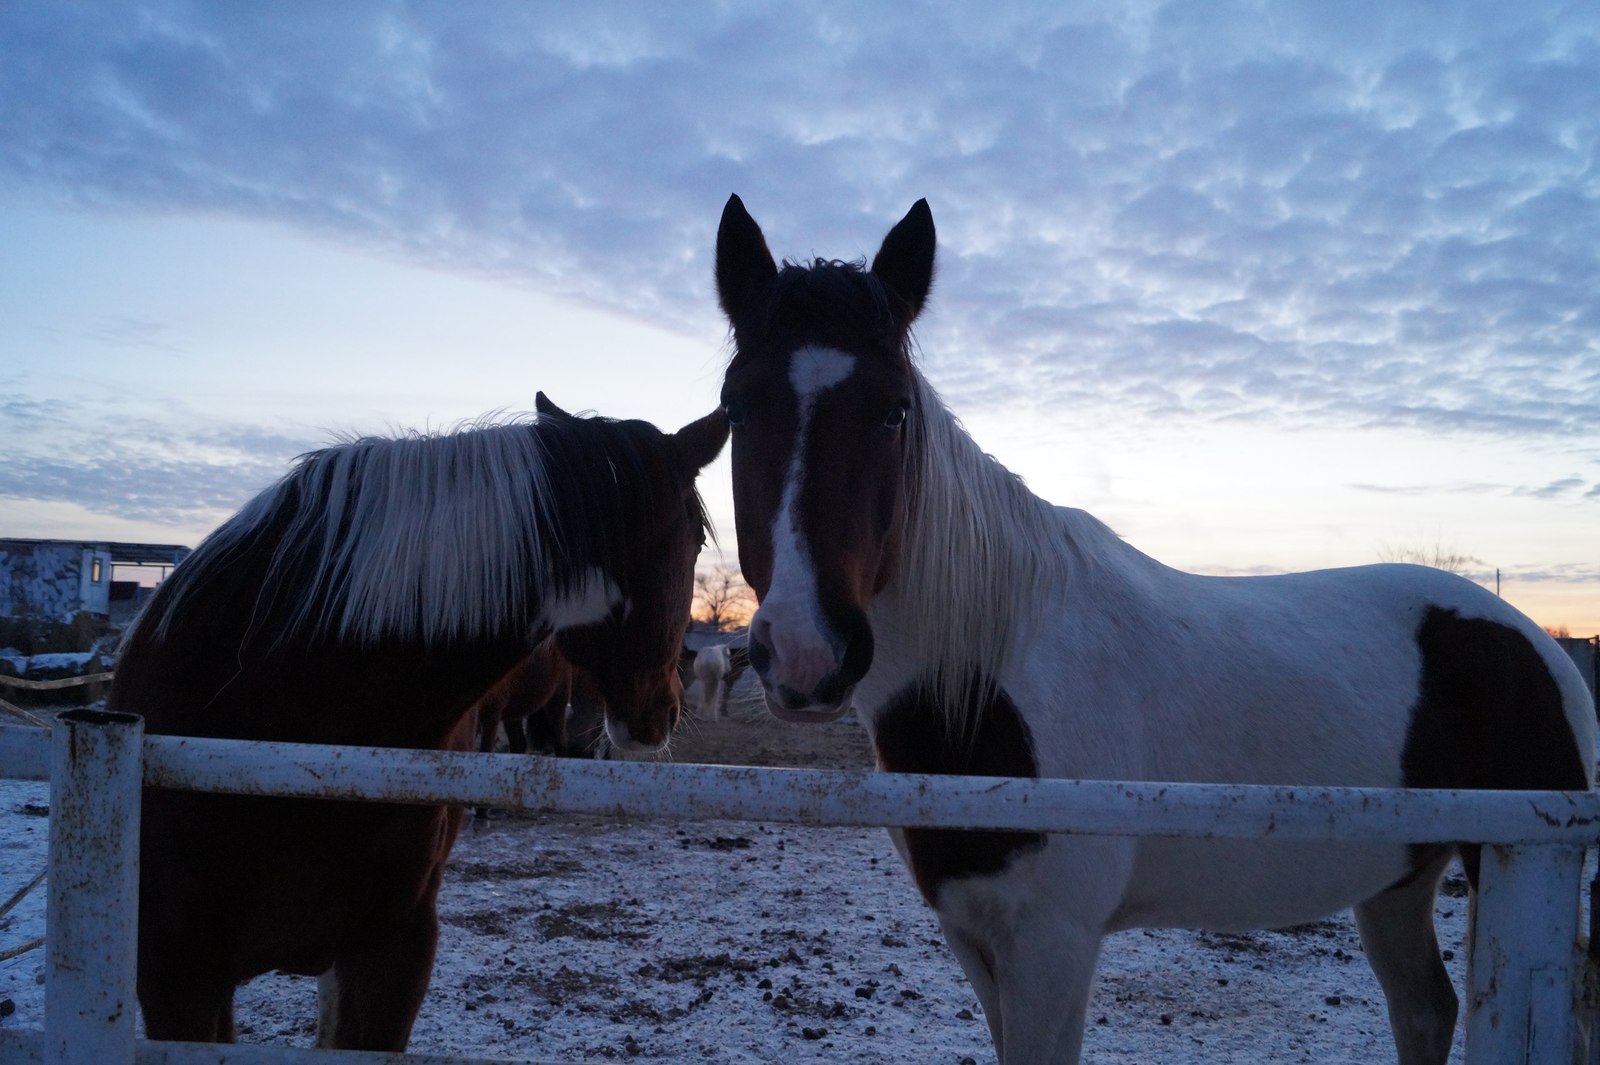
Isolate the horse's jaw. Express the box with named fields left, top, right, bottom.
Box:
left=602, top=716, right=672, bottom=755
left=762, top=688, right=855, bottom=723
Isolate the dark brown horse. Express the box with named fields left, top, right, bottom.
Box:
left=473, top=642, right=604, bottom=760
left=113, top=393, right=726, bottom=1050
left=471, top=644, right=610, bottom=820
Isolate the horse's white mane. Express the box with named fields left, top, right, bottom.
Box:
left=148, top=418, right=558, bottom=647
left=886, top=369, right=1077, bottom=722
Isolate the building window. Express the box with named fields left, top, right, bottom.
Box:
left=91, top=558, right=103, bottom=583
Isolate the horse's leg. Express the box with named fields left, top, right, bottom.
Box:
left=138, top=880, right=237, bottom=1042
left=326, top=919, right=436, bottom=1050
left=1353, top=853, right=1458, bottom=1065
left=137, top=965, right=237, bottom=1043
left=326, top=806, right=461, bottom=1051
left=504, top=712, right=531, bottom=754
left=473, top=706, right=500, bottom=821
left=984, top=918, right=1101, bottom=1064
left=315, top=968, right=340, bottom=1047
left=708, top=671, right=724, bottom=719
left=326, top=889, right=444, bottom=1050
left=715, top=665, right=736, bottom=718
left=522, top=684, right=568, bottom=754
left=933, top=890, right=1099, bottom=1065
left=941, top=922, right=1006, bottom=1057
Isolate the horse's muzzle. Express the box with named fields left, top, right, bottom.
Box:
left=763, top=687, right=854, bottom=723
left=602, top=679, right=681, bottom=752
left=748, top=611, right=868, bottom=722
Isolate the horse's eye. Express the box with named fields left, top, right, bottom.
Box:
left=884, top=403, right=909, bottom=429
left=723, top=401, right=746, bottom=427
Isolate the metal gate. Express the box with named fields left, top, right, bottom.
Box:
left=1, top=710, right=1596, bottom=1064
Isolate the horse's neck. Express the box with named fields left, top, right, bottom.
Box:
left=866, top=400, right=1081, bottom=708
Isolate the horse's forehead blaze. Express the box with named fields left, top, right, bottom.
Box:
left=733, top=341, right=907, bottom=612
left=763, top=348, right=866, bottom=580
left=788, top=345, right=856, bottom=398
left=798, top=361, right=910, bottom=602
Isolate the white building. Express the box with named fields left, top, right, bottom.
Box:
left=0, top=539, right=190, bottom=622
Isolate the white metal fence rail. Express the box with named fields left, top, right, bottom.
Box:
left=1, top=710, right=1596, bottom=1064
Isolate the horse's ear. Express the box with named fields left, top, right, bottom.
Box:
left=716, top=194, right=778, bottom=323
left=871, top=199, right=935, bottom=326
left=669, top=407, right=731, bottom=475
left=536, top=392, right=572, bottom=419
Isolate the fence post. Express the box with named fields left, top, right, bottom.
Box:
left=1465, top=842, right=1586, bottom=1065
left=44, top=710, right=143, bottom=1065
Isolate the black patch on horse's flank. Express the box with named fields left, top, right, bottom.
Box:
left=872, top=677, right=1045, bottom=904
left=1402, top=606, right=1589, bottom=886
left=1402, top=607, right=1587, bottom=791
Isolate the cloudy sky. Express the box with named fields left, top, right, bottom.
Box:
left=2, top=2, right=1597, bottom=633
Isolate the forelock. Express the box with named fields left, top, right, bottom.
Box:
left=730, top=258, right=907, bottom=360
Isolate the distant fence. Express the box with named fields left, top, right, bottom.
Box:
left=0, top=672, right=113, bottom=728
left=1559, top=636, right=1600, bottom=701
left=0, top=713, right=1596, bottom=1065
left=0, top=673, right=113, bottom=693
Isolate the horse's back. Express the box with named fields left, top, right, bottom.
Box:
left=1029, top=556, right=1595, bottom=930
left=1231, top=562, right=1594, bottom=790
left=1060, top=557, right=1594, bottom=791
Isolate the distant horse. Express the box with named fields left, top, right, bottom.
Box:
left=690, top=642, right=751, bottom=719
left=676, top=644, right=702, bottom=692
left=470, top=643, right=610, bottom=821
left=112, top=393, right=726, bottom=1050
left=714, top=195, right=1596, bottom=1065
left=473, top=642, right=607, bottom=760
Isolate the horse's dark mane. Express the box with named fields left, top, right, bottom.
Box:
left=532, top=412, right=710, bottom=576
left=140, top=413, right=707, bottom=651
left=731, top=258, right=910, bottom=358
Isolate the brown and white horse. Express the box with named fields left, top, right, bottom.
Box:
left=113, top=393, right=726, bottom=1051
left=714, top=195, right=1595, bottom=1065
left=473, top=642, right=608, bottom=761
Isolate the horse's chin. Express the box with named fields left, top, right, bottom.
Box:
left=764, top=692, right=853, bottom=724
left=603, top=717, right=672, bottom=754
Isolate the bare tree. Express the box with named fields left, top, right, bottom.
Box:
left=693, top=563, right=756, bottom=633
left=1375, top=541, right=1484, bottom=576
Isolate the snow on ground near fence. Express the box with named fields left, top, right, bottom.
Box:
left=1, top=774, right=1478, bottom=1064
left=0, top=651, right=99, bottom=674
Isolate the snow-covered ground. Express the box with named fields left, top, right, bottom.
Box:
left=0, top=650, right=101, bottom=674
left=0, top=765, right=1482, bottom=1063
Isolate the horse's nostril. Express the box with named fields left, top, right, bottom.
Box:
left=774, top=685, right=812, bottom=711
left=747, top=634, right=773, bottom=677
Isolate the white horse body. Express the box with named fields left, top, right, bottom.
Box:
left=858, top=495, right=1595, bottom=1061
left=692, top=643, right=732, bottom=718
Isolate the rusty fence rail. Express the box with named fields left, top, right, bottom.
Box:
left=0, top=713, right=1596, bottom=1065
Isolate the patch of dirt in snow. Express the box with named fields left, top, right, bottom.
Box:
left=1, top=693, right=1482, bottom=1062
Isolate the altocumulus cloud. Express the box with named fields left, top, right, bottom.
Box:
left=2, top=0, right=1597, bottom=441
left=0, top=398, right=315, bottom=525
